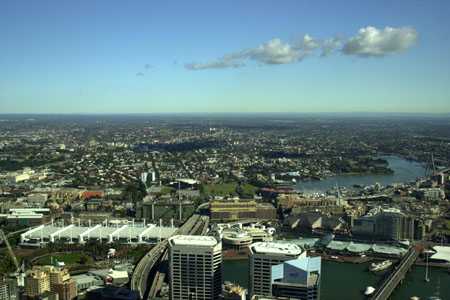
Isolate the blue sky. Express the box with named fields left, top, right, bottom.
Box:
left=1, top=0, right=449, bottom=113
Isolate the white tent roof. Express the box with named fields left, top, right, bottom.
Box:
left=430, top=246, right=450, bottom=262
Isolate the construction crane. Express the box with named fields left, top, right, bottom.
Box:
left=0, top=229, right=20, bottom=272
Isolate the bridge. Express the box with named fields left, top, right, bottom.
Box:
left=370, top=246, right=420, bottom=300
left=130, top=214, right=209, bottom=299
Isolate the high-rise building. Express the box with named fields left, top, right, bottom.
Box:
left=25, top=266, right=76, bottom=300
left=0, top=280, right=8, bottom=300
left=272, top=256, right=321, bottom=300
left=352, top=207, right=415, bottom=241
left=47, top=267, right=71, bottom=286
left=0, top=277, right=18, bottom=300
left=374, top=210, right=414, bottom=240
left=25, top=269, right=50, bottom=298
left=169, top=235, right=222, bottom=300
left=51, top=282, right=76, bottom=300
left=249, top=242, right=305, bottom=297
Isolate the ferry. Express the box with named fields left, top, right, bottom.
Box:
left=369, top=260, right=392, bottom=272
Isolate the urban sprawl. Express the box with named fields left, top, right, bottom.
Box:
left=0, top=115, right=449, bottom=300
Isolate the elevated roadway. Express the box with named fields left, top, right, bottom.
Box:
left=131, top=214, right=209, bottom=299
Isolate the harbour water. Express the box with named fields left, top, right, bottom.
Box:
left=295, top=155, right=426, bottom=192
left=223, top=259, right=450, bottom=299
left=222, top=156, right=445, bottom=298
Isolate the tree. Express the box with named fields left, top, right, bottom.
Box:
left=78, top=254, right=89, bottom=265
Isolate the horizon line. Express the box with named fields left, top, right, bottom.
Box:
left=1, top=111, right=450, bottom=116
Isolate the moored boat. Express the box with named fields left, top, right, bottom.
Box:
left=369, top=260, right=392, bottom=272
left=364, top=286, right=375, bottom=296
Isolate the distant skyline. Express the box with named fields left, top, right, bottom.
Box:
left=1, top=0, right=450, bottom=113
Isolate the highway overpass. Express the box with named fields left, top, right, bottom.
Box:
left=130, top=214, right=209, bottom=299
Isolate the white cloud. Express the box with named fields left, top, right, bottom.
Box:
left=184, top=57, right=245, bottom=70
left=298, top=34, right=320, bottom=52
left=321, top=37, right=343, bottom=57
left=185, top=36, right=315, bottom=70
left=246, top=38, right=307, bottom=64
left=342, top=26, right=417, bottom=57
left=185, top=26, right=418, bottom=70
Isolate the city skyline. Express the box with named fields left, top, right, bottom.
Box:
left=1, top=0, right=450, bottom=113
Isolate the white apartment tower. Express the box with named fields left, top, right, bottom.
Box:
left=169, top=235, right=222, bottom=300
left=249, top=242, right=305, bottom=297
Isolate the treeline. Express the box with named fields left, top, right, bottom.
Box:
left=134, top=140, right=222, bottom=152
left=263, top=151, right=307, bottom=159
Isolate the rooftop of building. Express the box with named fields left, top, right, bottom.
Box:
left=9, top=208, right=50, bottom=213
left=169, top=235, right=218, bottom=247
left=250, top=242, right=303, bottom=256
left=251, top=296, right=292, bottom=300
left=272, top=257, right=321, bottom=280
left=222, top=230, right=252, bottom=241
left=431, top=245, right=450, bottom=262
left=210, top=198, right=257, bottom=204
left=72, top=274, right=104, bottom=285
left=6, top=214, right=43, bottom=219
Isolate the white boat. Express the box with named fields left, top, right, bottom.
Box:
left=370, top=260, right=392, bottom=272
left=364, top=286, right=375, bottom=296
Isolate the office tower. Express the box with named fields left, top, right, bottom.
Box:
left=24, top=267, right=76, bottom=300
left=25, top=269, right=50, bottom=298
left=249, top=242, right=305, bottom=297
left=272, top=256, right=321, bottom=300
left=51, top=281, right=76, bottom=300
left=48, top=267, right=70, bottom=286
left=169, top=235, right=222, bottom=300
left=0, top=279, right=8, bottom=300
left=48, top=267, right=76, bottom=300
left=0, top=277, right=18, bottom=300
left=353, top=207, right=415, bottom=241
